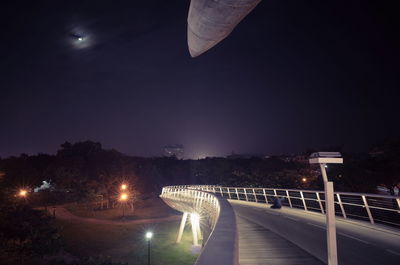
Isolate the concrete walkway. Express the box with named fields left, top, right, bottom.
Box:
left=237, top=215, right=324, bottom=265
left=232, top=200, right=400, bottom=265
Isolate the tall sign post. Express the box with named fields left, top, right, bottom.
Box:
left=310, top=152, right=343, bottom=265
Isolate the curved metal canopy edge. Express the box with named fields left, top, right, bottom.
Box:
left=187, top=0, right=262, bottom=57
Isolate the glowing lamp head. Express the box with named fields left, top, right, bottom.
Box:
left=19, top=189, right=28, bottom=197
left=120, top=184, right=127, bottom=190
left=119, top=193, right=128, bottom=201
left=302, top=177, right=307, bottom=183
left=145, top=231, right=153, bottom=240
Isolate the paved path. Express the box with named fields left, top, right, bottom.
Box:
left=237, top=215, right=323, bottom=265
left=43, top=206, right=180, bottom=225
left=231, top=200, right=400, bottom=265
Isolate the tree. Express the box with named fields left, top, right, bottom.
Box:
left=0, top=203, right=61, bottom=264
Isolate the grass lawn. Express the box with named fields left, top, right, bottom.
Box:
left=57, top=219, right=199, bottom=265
left=64, top=197, right=172, bottom=220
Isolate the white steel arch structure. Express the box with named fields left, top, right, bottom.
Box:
left=160, top=187, right=239, bottom=265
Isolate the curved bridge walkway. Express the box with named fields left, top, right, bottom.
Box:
left=161, top=186, right=399, bottom=265
left=232, top=200, right=400, bottom=265
left=237, top=215, right=323, bottom=265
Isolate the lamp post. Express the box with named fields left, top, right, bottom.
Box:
left=309, top=152, right=343, bottom=265
left=145, top=231, right=153, bottom=265
left=119, top=192, right=128, bottom=217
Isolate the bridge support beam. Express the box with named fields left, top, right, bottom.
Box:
left=176, top=212, right=188, bottom=243
left=196, top=218, right=202, bottom=240
left=191, top=213, right=200, bottom=246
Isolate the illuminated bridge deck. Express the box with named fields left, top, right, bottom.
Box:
left=232, top=200, right=400, bottom=265
left=237, top=215, right=323, bottom=265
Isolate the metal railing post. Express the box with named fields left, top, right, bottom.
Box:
left=362, top=195, right=374, bottom=224
left=253, top=189, right=258, bottom=203
left=244, top=189, right=249, bottom=201
left=228, top=188, right=232, bottom=199
left=286, top=190, right=293, bottom=208
left=300, top=191, right=308, bottom=211
left=316, top=192, right=325, bottom=214
left=235, top=188, right=239, bottom=200
left=336, top=194, right=347, bottom=218
left=220, top=187, right=223, bottom=197
left=263, top=189, right=268, bottom=204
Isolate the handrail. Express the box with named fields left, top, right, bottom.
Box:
left=160, top=187, right=238, bottom=265
left=169, top=185, right=400, bottom=227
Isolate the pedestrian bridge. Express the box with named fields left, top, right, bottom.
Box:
left=160, top=185, right=400, bottom=265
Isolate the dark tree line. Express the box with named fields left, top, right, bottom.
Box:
left=1, top=140, right=400, bottom=204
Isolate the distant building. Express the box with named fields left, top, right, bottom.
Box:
left=164, top=144, right=184, bottom=159
left=368, top=148, right=385, bottom=158
left=278, top=154, right=309, bottom=164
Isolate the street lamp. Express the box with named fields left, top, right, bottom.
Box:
left=309, top=152, right=343, bottom=265
left=120, top=184, right=127, bottom=191
left=119, top=192, right=128, bottom=217
left=18, top=189, right=28, bottom=198
left=145, top=231, right=153, bottom=265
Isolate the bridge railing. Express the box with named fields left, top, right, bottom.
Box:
left=179, top=185, right=400, bottom=227
left=160, top=186, right=238, bottom=265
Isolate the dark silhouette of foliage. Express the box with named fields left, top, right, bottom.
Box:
left=50, top=256, right=127, bottom=265
left=0, top=202, right=62, bottom=263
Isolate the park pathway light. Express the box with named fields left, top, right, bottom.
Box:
left=119, top=193, right=128, bottom=201
left=119, top=192, right=128, bottom=217
left=18, top=189, right=28, bottom=198
left=145, top=231, right=153, bottom=265
left=145, top=231, right=153, bottom=240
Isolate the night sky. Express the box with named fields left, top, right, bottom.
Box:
left=1, top=0, right=399, bottom=158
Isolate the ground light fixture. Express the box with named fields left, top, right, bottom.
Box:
left=145, top=231, right=153, bottom=265
left=190, top=213, right=201, bottom=246
left=309, top=152, right=343, bottom=265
